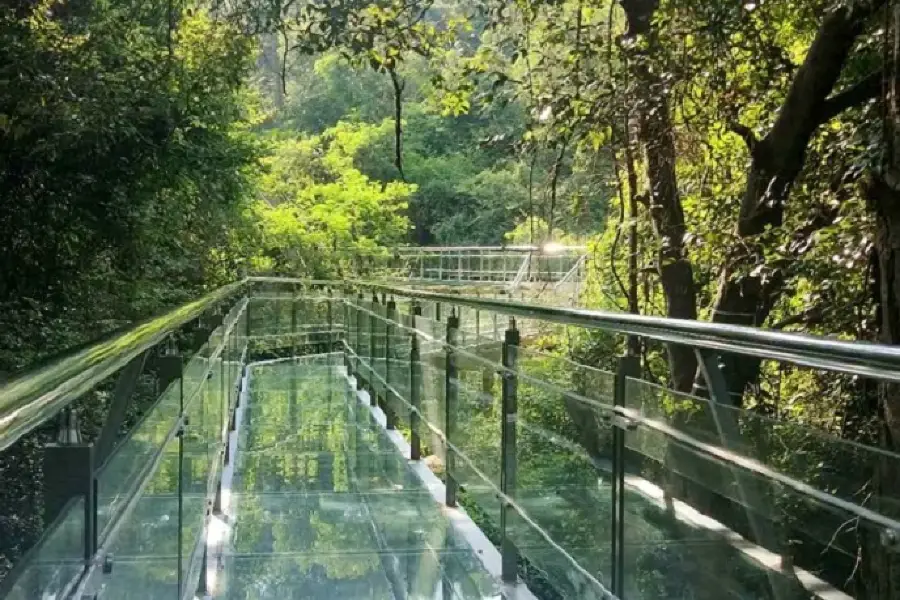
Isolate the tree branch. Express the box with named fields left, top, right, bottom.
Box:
left=388, top=67, right=406, bottom=181
left=728, top=121, right=758, bottom=151
left=817, top=69, right=883, bottom=124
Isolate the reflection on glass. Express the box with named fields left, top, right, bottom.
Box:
left=4, top=497, right=85, bottom=600
left=622, top=376, right=870, bottom=600
left=216, top=358, right=498, bottom=599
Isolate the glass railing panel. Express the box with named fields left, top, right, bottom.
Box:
left=414, top=318, right=447, bottom=464
left=451, top=370, right=501, bottom=497
left=357, top=300, right=372, bottom=382
left=624, top=377, right=893, bottom=563
left=96, top=436, right=182, bottom=599
left=182, top=343, right=210, bottom=408
left=96, top=377, right=181, bottom=538
left=180, top=373, right=216, bottom=594
left=624, top=377, right=898, bottom=515
left=247, top=296, right=291, bottom=337
left=622, top=376, right=881, bottom=600
left=385, top=312, right=412, bottom=433
left=370, top=302, right=387, bottom=397
left=508, top=350, right=616, bottom=598
left=3, top=497, right=85, bottom=600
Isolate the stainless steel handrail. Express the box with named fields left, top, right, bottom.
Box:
left=251, top=277, right=900, bottom=382
left=7, top=272, right=900, bottom=464
left=344, top=297, right=900, bottom=540
left=0, top=280, right=247, bottom=452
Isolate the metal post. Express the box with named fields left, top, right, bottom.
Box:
left=369, top=294, right=378, bottom=405
left=327, top=288, right=334, bottom=351
left=356, top=293, right=364, bottom=389
left=196, top=544, right=208, bottom=596
left=245, top=295, right=252, bottom=339
left=457, top=252, right=463, bottom=280
left=43, top=410, right=96, bottom=562
left=410, top=303, right=423, bottom=461
left=444, top=312, right=459, bottom=507
left=438, top=251, right=443, bottom=280
left=220, top=335, right=227, bottom=463
left=500, top=320, right=520, bottom=584
left=343, top=292, right=351, bottom=370
left=291, top=284, right=298, bottom=355
left=611, top=355, right=640, bottom=598
left=275, top=293, right=281, bottom=334
left=384, top=298, right=396, bottom=429
left=177, top=414, right=185, bottom=595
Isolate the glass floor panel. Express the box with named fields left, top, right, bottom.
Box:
left=216, top=358, right=500, bottom=599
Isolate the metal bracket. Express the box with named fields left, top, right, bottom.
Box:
left=611, top=414, right=638, bottom=431
left=95, top=351, right=150, bottom=466
left=882, top=528, right=900, bottom=552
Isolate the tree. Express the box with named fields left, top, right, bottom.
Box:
left=0, top=2, right=259, bottom=580
left=865, top=2, right=900, bottom=596
left=252, top=120, right=414, bottom=276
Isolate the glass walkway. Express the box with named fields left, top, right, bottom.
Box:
left=1, top=274, right=899, bottom=600
left=212, top=355, right=499, bottom=599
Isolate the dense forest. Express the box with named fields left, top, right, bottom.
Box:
left=2, top=0, right=900, bottom=597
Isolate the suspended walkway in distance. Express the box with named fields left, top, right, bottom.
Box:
left=1, top=267, right=899, bottom=600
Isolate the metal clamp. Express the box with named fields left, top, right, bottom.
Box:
left=882, top=528, right=900, bottom=552
left=611, top=414, right=638, bottom=431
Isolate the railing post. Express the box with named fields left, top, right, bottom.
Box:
left=611, top=354, right=640, bottom=599
left=410, top=303, right=423, bottom=461
left=326, top=287, right=333, bottom=351
left=43, top=409, right=96, bottom=562
left=291, top=283, right=299, bottom=355
left=245, top=294, right=252, bottom=339
left=369, top=293, right=378, bottom=406
left=356, top=292, right=364, bottom=390
left=384, top=298, right=396, bottom=429
left=500, top=319, right=520, bottom=584
left=343, top=290, right=350, bottom=370
left=444, top=311, right=459, bottom=507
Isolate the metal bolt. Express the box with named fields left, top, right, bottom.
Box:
left=881, top=528, right=900, bottom=551
left=611, top=414, right=638, bottom=431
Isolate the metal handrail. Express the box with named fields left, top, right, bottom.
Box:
left=252, top=277, right=900, bottom=382
left=344, top=296, right=900, bottom=545
left=0, top=280, right=247, bottom=452
left=7, top=272, right=900, bottom=464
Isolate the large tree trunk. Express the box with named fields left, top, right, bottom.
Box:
left=620, top=0, right=698, bottom=393
left=864, top=4, right=900, bottom=597
left=705, top=0, right=885, bottom=402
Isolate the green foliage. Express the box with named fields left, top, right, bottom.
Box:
left=251, top=120, right=414, bottom=277
left=0, top=1, right=259, bottom=581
